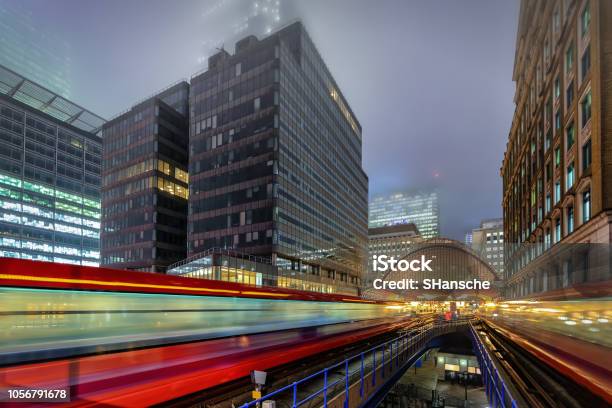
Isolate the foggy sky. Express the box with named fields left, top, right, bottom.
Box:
left=3, top=0, right=519, bottom=239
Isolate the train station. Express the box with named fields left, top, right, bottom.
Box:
left=0, top=0, right=611, bottom=407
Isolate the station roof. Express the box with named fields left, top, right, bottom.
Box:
left=0, top=64, right=105, bottom=133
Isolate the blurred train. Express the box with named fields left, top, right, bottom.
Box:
left=0, top=258, right=424, bottom=406
left=478, top=295, right=612, bottom=403
left=0, top=258, right=413, bottom=364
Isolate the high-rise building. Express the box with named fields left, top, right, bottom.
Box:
left=469, top=218, right=504, bottom=276
left=198, top=0, right=298, bottom=66
left=188, top=22, right=368, bottom=292
left=0, top=3, right=72, bottom=98
left=0, top=64, right=104, bottom=265
left=369, top=189, right=440, bottom=238
left=502, top=0, right=612, bottom=297
left=101, top=82, right=189, bottom=272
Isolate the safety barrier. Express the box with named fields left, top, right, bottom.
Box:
left=469, top=324, right=519, bottom=408
left=241, top=319, right=471, bottom=408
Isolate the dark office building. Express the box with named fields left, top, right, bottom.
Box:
left=101, top=82, right=189, bottom=272
left=0, top=64, right=104, bottom=266
left=188, top=22, right=368, bottom=292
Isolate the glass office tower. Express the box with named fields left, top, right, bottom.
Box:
left=188, top=22, right=368, bottom=291
left=0, top=64, right=104, bottom=266
left=369, top=189, right=440, bottom=239
left=101, top=82, right=189, bottom=272
left=0, top=3, right=72, bottom=98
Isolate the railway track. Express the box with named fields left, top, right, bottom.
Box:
left=475, top=320, right=607, bottom=408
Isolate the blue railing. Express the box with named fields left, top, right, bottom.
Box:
left=469, top=324, right=518, bottom=408
left=241, top=320, right=470, bottom=408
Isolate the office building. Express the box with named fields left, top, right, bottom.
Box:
left=367, top=223, right=422, bottom=278
left=101, top=82, right=189, bottom=272
left=469, top=218, right=504, bottom=277
left=0, top=3, right=72, bottom=98
left=369, top=189, right=440, bottom=238
left=502, top=0, right=612, bottom=297
left=198, top=0, right=298, bottom=66
left=0, top=64, right=104, bottom=265
left=188, top=22, right=368, bottom=293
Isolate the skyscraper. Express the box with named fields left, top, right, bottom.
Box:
left=0, top=64, right=104, bottom=265
left=369, top=189, right=440, bottom=239
left=0, top=3, right=72, bottom=98
left=198, top=0, right=297, bottom=66
left=188, top=22, right=368, bottom=291
left=101, top=82, right=189, bottom=272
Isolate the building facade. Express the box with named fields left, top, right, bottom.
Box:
left=369, top=189, right=440, bottom=239
left=367, top=223, right=422, bottom=278
left=188, top=22, right=368, bottom=292
left=101, top=82, right=189, bottom=272
left=469, top=218, right=504, bottom=277
left=0, top=64, right=104, bottom=265
left=502, top=0, right=612, bottom=297
left=0, top=2, right=72, bottom=98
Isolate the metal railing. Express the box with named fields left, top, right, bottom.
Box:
left=469, top=324, right=518, bottom=408
left=241, top=320, right=471, bottom=408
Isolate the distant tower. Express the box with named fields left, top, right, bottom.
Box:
left=198, top=0, right=298, bottom=66
left=0, top=3, right=72, bottom=98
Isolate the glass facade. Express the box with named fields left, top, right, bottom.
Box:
left=0, top=3, right=72, bottom=98
left=0, top=68, right=103, bottom=266
left=101, top=82, right=190, bottom=272
left=369, top=189, right=440, bottom=239
left=188, top=22, right=368, bottom=291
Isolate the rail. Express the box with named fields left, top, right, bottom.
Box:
left=241, top=319, right=471, bottom=408
left=469, top=323, right=519, bottom=408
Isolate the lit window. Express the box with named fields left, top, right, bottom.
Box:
left=567, top=206, right=574, bottom=234
left=566, top=162, right=575, bottom=190
left=582, top=190, right=591, bottom=223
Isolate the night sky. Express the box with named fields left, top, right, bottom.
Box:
left=2, top=0, right=520, bottom=240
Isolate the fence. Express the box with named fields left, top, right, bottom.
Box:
left=241, top=320, right=471, bottom=408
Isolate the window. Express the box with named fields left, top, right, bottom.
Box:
left=581, top=46, right=591, bottom=81
left=581, top=2, right=591, bottom=37
left=235, top=63, right=242, bottom=76
left=555, top=111, right=561, bottom=130
left=555, top=181, right=562, bottom=203
left=582, top=189, right=591, bottom=223
left=567, top=206, right=574, bottom=234
left=545, top=129, right=552, bottom=150
left=254, top=97, right=261, bottom=111
left=555, top=218, right=561, bottom=242
left=566, top=162, right=575, bottom=190
left=566, top=81, right=574, bottom=108
left=566, top=122, right=574, bottom=149
left=566, top=44, right=574, bottom=73
left=582, top=140, right=592, bottom=170
left=554, top=77, right=561, bottom=99
left=546, top=193, right=551, bottom=213
left=581, top=91, right=592, bottom=127
left=555, top=147, right=561, bottom=167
